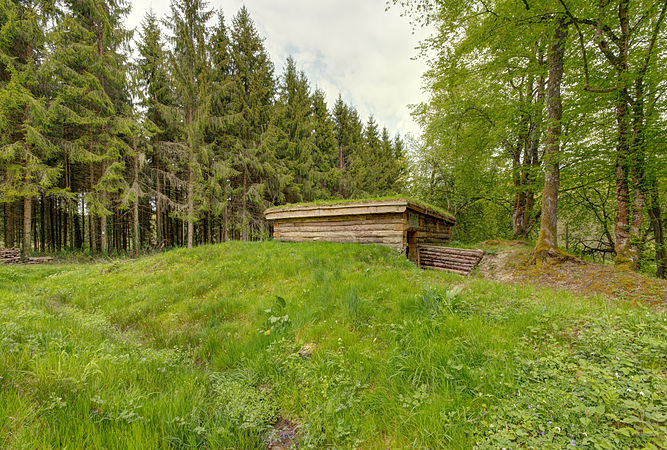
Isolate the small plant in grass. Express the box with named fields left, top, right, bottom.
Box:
left=263, top=296, right=291, bottom=335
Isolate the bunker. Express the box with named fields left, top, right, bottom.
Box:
left=264, top=198, right=456, bottom=263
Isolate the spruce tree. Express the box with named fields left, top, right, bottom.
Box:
left=47, top=0, right=133, bottom=253
left=332, top=96, right=363, bottom=197
left=348, top=115, right=381, bottom=196
left=164, top=0, right=213, bottom=248
left=136, top=9, right=177, bottom=247
left=206, top=11, right=238, bottom=241
left=311, top=88, right=338, bottom=196
left=275, top=56, right=321, bottom=202
left=228, top=6, right=276, bottom=240
left=0, top=0, right=59, bottom=255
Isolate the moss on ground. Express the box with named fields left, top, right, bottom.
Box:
left=477, top=240, right=666, bottom=309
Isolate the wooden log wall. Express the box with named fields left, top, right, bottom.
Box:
left=407, top=212, right=452, bottom=246
left=273, top=213, right=405, bottom=250
left=418, top=246, right=484, bottom=276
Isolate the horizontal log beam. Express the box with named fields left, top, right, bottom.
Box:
left=273, top=214, right=405, bottom=225
left=276, top=230, right=403, bottom=239
left=420, top=264, right=470, bottom=275
left=275, top=223, right=404, bottom=233
left=418, top=252, right=482, bottom=263
left=419, top=246, right=484, bottom=257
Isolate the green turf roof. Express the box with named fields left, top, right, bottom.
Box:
left=264, top=196, right=455, bottom=222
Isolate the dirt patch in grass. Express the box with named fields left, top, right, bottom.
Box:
left=267, top=418, right=299, bottom=450
left=476, top=240, right=666, bottom=310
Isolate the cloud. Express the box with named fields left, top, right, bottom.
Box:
left=125, top=0, right=428, bottom=137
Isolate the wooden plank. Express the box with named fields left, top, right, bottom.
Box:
left=421, top=264, right=470, bottom=275
left=277, top=236, right=404, bottom=246
left=416, top=237, right=451, bottom=243
left=420, top=258, right=477, bottom=269
left=274, top=217, right=405, bottom=227
left=266, top=204, right=407, bottom=221
left=421, top=263, right=475, bottom=273
left=416, top=231, right=451, bottom=238
left=418, top=251, right=482, bottom=262
left=275, top=225, right=403, bottom=235
left=275, top=221, right=404, bottom=232
left=419, top=257, right=478, bottom=267
left=276, top=230, right=403, bottom=240
left=273, top=213, right=405, bottom=225
left=419, top=246, right=484, bottom=256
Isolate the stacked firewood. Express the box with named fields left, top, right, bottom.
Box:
left=418, top=246, right=484, bottom=276
left=0, top=248, right=21, bottom=264
left=0, top=248, right=54, bottom=264
left=25, top=256, right=54, bottom=264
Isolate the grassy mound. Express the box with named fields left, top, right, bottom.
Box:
left=1, top=241, right=665, bottom=448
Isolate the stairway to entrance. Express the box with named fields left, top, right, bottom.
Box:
left=418, top=246, right=484, bottom=276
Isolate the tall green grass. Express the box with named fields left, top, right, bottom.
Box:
left=1, top=241, right=664, bottom=448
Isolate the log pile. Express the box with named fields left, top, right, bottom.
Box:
left=0, top=248, right=54, bottom=265
left=418, top=246, right=484, bottom=276
left=0, top=248, right=21, bottom=264
left=25, top=256, right=54, bottom=264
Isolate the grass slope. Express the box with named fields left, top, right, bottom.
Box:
left=1, top=241, right=665, bottom=448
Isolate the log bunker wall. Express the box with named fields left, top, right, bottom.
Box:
left=264, top=199, right=455, bottom=260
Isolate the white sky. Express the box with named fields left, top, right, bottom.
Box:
left=124, top=0, right=428, bottom=138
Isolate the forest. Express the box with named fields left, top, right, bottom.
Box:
left=0, top=0, right=405, bottom=254
left=1, top=0, right=666, bottom=279
left=399, top=0, right=666, bottom=277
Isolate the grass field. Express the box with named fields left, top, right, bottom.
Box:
left=1, top=241, right=665, bottom=448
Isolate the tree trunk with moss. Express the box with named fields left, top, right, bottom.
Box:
left=531, top=18, right=568, bottom=263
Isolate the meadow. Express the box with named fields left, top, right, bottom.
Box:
left=1, top=241, right=665, bottom=448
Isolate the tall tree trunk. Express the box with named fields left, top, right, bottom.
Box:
left=65, top=151, right=73, bottom=250
left=223, top=204, right=229, bottom=242
left=4, top=202, right=14, bottom=247
left=47, top=197, right=53, bottom=251
left=40, top=194, right=45, bottom=252
left=241, top=167, right=248, bottom=241
left=187, top=163, right=194, bottom=248
left=628, top=78, right=646, bottom=269
left=207, top=212, right=212, bottom=244
left=526, top=65, right=545, bottom=229
left=512, top=142, right=527, bottom=237
left=133, top=137, right=140, bottom=256
left=647, top=179, right=665, bottom=278
left=532, top=18, right=568, bottom=262
left=100, top=192, right=107, bottom=254
left=23, top=195, right=31, bottom=257
left=613, top=91, right=634, bottom=269
left=611, top=0, right=636, bottom=270
left=89, top=162, right=96, bottom=252
left=155, top=148, right=162, bottom=247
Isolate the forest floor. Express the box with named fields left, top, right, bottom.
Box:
left=1, top=241, right=665, bottom=448
left=476, top=240, right=666, bottom=310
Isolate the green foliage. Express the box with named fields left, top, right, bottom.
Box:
left=478, top=312, right=666, bottom=448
